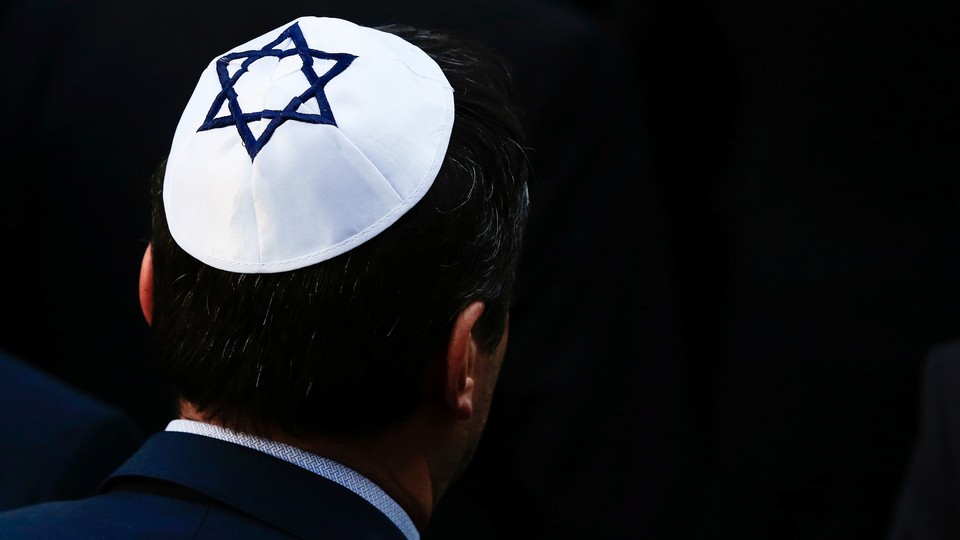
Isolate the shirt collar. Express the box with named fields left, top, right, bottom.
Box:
left=166, top=419, right=419, bottom=540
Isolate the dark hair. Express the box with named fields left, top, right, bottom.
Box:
left=148, top=24, right=530, bottom=438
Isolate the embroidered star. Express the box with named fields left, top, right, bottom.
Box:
left=197, top=22, right=357, bottom=160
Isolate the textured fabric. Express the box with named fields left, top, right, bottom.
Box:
left=167, top=419, right=418, bottom=540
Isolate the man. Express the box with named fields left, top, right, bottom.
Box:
left=0, top=15, right=529, bottom=539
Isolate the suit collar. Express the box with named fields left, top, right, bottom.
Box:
left=103, top=431, right=408, bottom=540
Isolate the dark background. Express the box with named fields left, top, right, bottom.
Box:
left=2, top=1, right=959, bottom=539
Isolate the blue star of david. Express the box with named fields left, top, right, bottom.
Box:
left=197, top=22, right=357, bottom=160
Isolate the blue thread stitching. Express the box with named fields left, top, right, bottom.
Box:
left=197, top=22, right=357, bottom=160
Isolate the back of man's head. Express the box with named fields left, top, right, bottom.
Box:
left=147, top=18, right=530, bottom=440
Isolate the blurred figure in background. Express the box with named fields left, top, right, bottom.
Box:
left=0, top=349, right=143, bottom=510
left=888, top=339, right=960, bottom=540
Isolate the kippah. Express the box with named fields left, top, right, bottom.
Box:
left=163, top=16, right=454, bottom=273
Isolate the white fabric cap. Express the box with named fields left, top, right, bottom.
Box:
left=163, top=16, right=454, bottom=273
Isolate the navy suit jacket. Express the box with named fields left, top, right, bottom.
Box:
left=0, top=352, right=144, bottom=511
left=0, top=431, right=408, bottom=539
left=888, top=339, right=960, bottom=540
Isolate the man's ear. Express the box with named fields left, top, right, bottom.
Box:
left=445, top=301, right=485, bottom=420
left=139, top=243, right=154, bottom=326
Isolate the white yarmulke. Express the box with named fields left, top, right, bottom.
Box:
left=163, top=16, right=454, bottom=273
